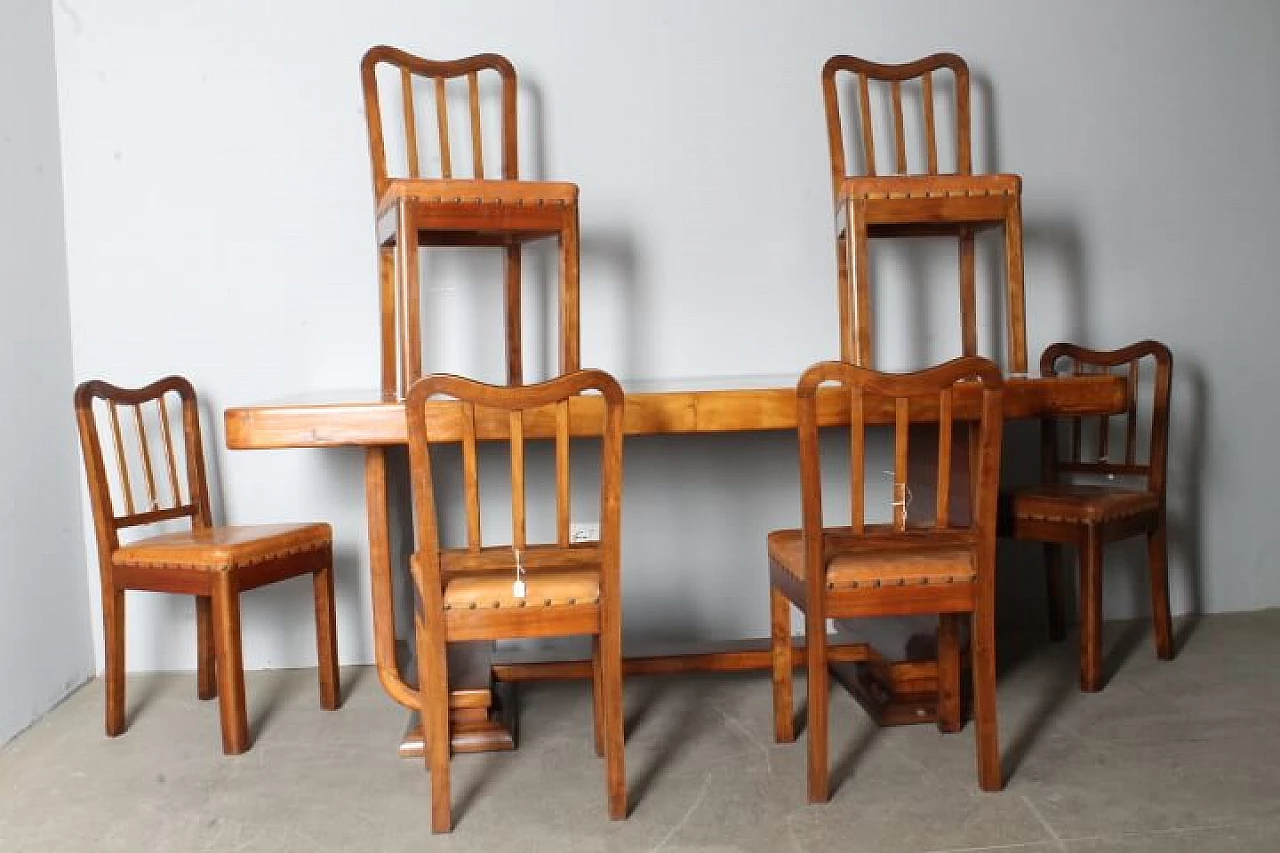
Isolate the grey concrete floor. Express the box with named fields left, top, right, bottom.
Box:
left=2, top=611, right=1279, bottom=852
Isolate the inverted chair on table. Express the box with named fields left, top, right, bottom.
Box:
left=361, top=46, right=581, bottom=395
left=822, top=53, right=1027, bottom=371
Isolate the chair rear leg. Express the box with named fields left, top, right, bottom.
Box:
left=211, top=578, right=249, bottom=754
left=971, top=601, right=1003, bottom=791
left=558, top=215, right=581, bottom=374
left=417, top=614, right=452, bottom=833
left=806, top=611, right=830, bottom=803
left=1147, top=520, right=1174, bottom=660
left=503, top=244, right=523, bottom=385
left=591, top=635, right=605, bottom=757
left=600, top=620, right=627, bottom=820
left=103, top=586, right=126, bottom=737
left=196, top=596, right=216, bottom=700
left=1043, top=543, right=1067, bottom=642
left=313, top=561, right=341, bottom=710
left=936, top=613, right=964, bottom=733
left=770, top=585, right=795, bottom=742
left=1079, top=528, right=1105, bottom=692
left=836, top=230, right=853, bottom=362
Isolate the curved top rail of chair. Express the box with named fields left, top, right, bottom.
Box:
left=822, top=52, right=968, bottom=83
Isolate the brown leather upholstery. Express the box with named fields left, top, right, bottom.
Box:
left=376, top=178, right=579, bottom=215
left=114, top=523, right=331, bottom=569
left=1012, top=484, right=1159, bottom=524
left=442, top=569, right=600, bottom=610
left=768, top=528, right=976, bottom=588
left=841, top=172, right=1021, bottom=202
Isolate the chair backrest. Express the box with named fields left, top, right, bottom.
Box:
left=794, top=356, right=1004, bottom=590
left=361, top=45, right=518, bottom=199
left=822, top=53, right=972, bottom=201
left=74, top=376, right=211, bottom=561
left=405, top=369, right=624, bottom=593
left=1040, top=340, right=1172, bottom=496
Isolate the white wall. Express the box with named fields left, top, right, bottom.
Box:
left=0, top=0, right=94, bottom=742
left=50, top=0, right=1280, bottom=671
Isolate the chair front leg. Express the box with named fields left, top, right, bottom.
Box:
left=211, top=575, right=249, bottom=755
left=312, top=560, right=341, bottom=710
left=196, top=596, right=216, bottom=700
left=770, top=586, right=795, bottom=743
left=1079, top=527, right=1105, bottom=693
left=103, top=585, right=126, bottom=737
left=416, top=613, right=453, bottom=833
left=1147, top=519, right=1174, bottom=661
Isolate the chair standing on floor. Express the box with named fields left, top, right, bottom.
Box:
left=74, top=376, right=340, bottom=755
left=769, top=357, right=1005, bottom=801
left=361, top=46, right=581, bottom=396
left=1006, top=340, right=1174, bottom=692
left=406, top=369, right=626, bottom=832
left=822, top=53, right=1027, bottom=371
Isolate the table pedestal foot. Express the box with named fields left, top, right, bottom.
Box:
left=830, top=660, right=940, bottom=726
left=398, top=684, right=516, bottom=757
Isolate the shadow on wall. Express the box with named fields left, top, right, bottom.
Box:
left=1168, top=357, right=1207, bottom=648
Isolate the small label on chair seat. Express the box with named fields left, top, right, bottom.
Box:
left=512, top=579, right=526, bottom=599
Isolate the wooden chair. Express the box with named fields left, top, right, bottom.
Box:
left=74, top=376, right=340, bottom=754
left=406, top=369, right=626, bottom=832
left=822, top=53, right=1027, bottom=371
left=1007, top=341, right=1173, bottom=692
left=361, top=46, right=581, bottom=396
left=769, top=356, right=1005, bottom=801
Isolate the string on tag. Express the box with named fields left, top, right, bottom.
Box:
left=512, top=547, right=526, bottom=600
left=883, top=471, right=912, bottom=527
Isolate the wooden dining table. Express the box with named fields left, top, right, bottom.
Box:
left=225, top=370, right=1127, bottom=756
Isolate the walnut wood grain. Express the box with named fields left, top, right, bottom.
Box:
left=361, top=47, right=580, bottom=394
left=223, top=371, right=1128, bottom=762
left=823, top=53, right=1026, bottom=372
left=76, top=376, right=340, bottom=756
left=1006, top=340, right=1174, bottom=692
left=225, top=374, right=1126, bottom=449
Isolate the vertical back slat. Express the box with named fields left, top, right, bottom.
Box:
left=1070, top=360, right=1083, bottom=464
left=468, top=70, right=484, bottom=179
left=894, top=398, right=909, bottom=531
left=857, top=73, right=877, bottom=176
left=1124, top=359, right=1140, bottom=465
left=510, top=410, right=526, bottom=550
left=922, top=70, right=938, bottom=174
left=1096, top=365, right=1112, bottom=463
left=461, top=402, right=481, bottom=550
left=401, top=68, right=421, bottom=178
left=434, top=77, right=452, bottom=179
left=890, top=80, right=907, bottom=174
left=954, top=63, right=972, bottom=174
left=936, top=388, right=953, bottom=527
left=132, top=403, right=160, bottom=511
left=157, top=395, right=182, bottom=507
left=555, top=400, right=570, bottom=547
left=108, top=403, right=136, bottom=516
left=850, top=386, right=865, bottom=533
